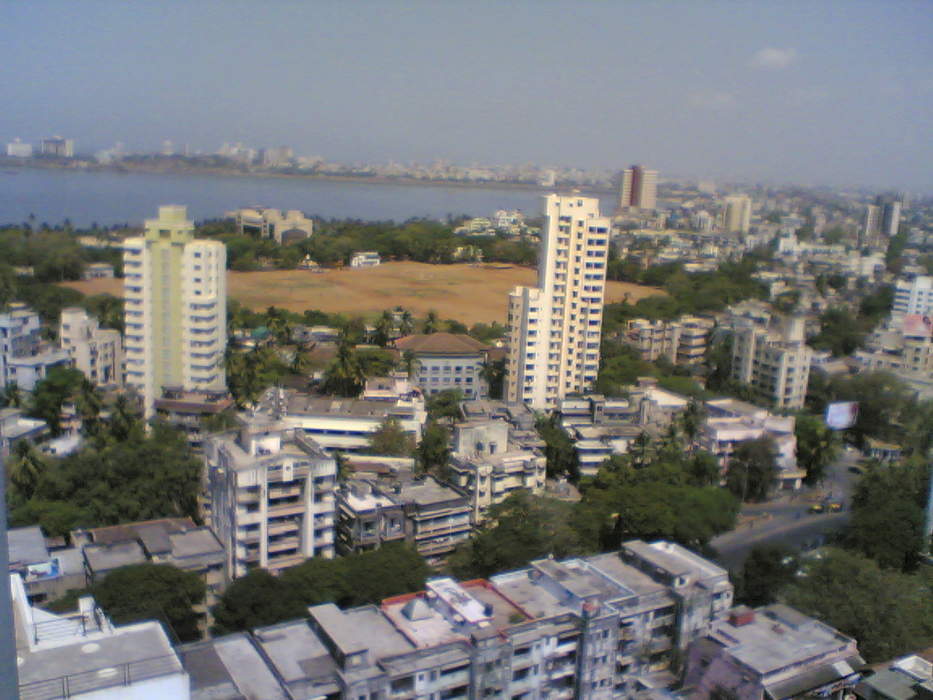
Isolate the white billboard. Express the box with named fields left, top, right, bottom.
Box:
left=825, top=401, right=858, bottom=430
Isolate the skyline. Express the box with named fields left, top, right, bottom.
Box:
left=1, top=2, right=932, bottom=192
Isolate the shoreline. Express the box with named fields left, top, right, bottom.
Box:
left=0, top=158, right=615, bottom=197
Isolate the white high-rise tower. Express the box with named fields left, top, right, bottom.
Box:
left=123, top=205, right=227, bottom=417
left=506, top=194, right=610, bottom=409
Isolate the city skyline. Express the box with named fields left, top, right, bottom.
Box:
left=1, top=2, right=931, bottom=191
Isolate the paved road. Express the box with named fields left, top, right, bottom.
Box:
left=710, top=450, right=862, bottom=571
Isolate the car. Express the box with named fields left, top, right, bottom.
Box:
left=828, top=501, right=843, bottom=512
left=809, top=503, right=825, bottom=514
left=848, top=464, right=865, bottom=475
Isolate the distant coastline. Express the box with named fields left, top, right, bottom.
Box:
left=0, top=157, right=614, bottom=197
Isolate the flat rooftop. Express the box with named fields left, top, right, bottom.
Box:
left=624, top=540, right=727, bottom=581
left=395, top=477, right=464, bottom=507
left=8, top=526, right=50, bottom=566
left=252, top=619, right=337, bottom=686
left=489, top=570, right=570, bottom=620
left=533, top=558, right=637, bottom=602
left=83, top=540, right=147, bottom=574
left=584, top=552, right=670, bottom=598
left=180, top=633, right=288, bottom=700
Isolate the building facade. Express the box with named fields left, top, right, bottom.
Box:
left=722, top=195, right=752, bottom=234
left=394, top=332, right=491, bottom=399
left=730, top=317, right=812, bottom=410
left=123, top=205, right=227, bottom=417
left=623, top=316, right=713, bottom=365
left=205, top=417, right=337, bottom=579
left=892, top=275, right=932, bottom=318
left=230, top=206, right=313, bottom=245
left=59, top=307, right=123, bottom=388
left=0, top=304, right=70, bottom=391
left=619, top=165, right=658, bottom=211
left=507, top=194, right=610, bottom=409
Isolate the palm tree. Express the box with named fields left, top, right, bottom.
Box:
left=374, top=310, right=394, bottom=348
left=7, top=440, right=46, bottom=501
left=400, top=350, right=420, bottom=379
left=290, top=341, right=313, bottom=375
left=423, top=310, right=439, bottom=335
left=322, top=337, right=365, bottom=397
left=680, top=399, right=706, bottom=451
left=398, top=309, right=414, bottom=337
left=109, top=393, right=141, bottom=443
left=74, top=378, right=103, bottom=435
left=2, top=381, right=22, bottom=408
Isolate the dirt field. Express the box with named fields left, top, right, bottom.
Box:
left=62, top=262, right=664, bottom=325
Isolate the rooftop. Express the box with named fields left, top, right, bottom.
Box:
left=8, top=526, right=50, bottom=567
left=179, top=633, right=290, bottom=700
left=394, top=332, right=490, bottom=355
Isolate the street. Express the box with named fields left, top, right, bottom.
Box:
left=711, top=449, right=862, bottom=571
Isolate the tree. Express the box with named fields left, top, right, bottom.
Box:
left=426, top=389, right=463, bottom=423
left=825, top=371, right=914, bottom=447
left=725, top=437, right=778, bottom=502
left=416, top=420, right=450, bottom=476
left=782, top=548, right=933, bottom=662
left=795, top=414, right=839, bottom=486
left=6, top=440, right=47, bottom=502
left=479, top=358, right=506, bottom=400
left=400, top=350, right=420, bottom=379
left=423, top=310, right=440, bottom=335
left=321, top=336, right=364, bottom=397
left=28, top=366, right=85, bottom=435
left=211, top=569, right=306, bottom=635
left=93, top=563, right=205, bottom=642
left=373, top=310, right=395, bottom=348
left=368, top=417, right=415, bottom=456
left=679, top=399, right=706, bottom=449
left=535, top=414, right=579, bottom=480
left=449, top=493, right=588, bottom=579
left=845, top=459, right=929, bottom=572
left=1, top=381, right=22, bottom=408
left=735, top=545, right=798, bottom=607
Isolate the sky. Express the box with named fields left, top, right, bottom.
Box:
left=1, top=1, right=931, bottom=191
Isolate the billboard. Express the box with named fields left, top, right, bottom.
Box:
left=825, top=401, right=859, bottom=430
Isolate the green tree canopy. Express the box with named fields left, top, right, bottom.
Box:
left=210, top=569, right=306, bottom=636
left=735, top=545, right=798, bottom=608
left=725, top=437, right=778, bottom=502
left=93, top=563, right=205, bottom=642
left=367, top=417, right=415, bottom=456
left=416, top=420, right=451, bottom=476
left=794, top=414, right=839, bottom=486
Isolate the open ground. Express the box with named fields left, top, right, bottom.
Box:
left=62, top=261, right=664, bottom=325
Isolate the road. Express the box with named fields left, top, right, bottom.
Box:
left=711, top=449, right=862, bottom=571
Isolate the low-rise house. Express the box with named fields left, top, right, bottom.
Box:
left=447, top=418, right=546, bottom=521
left=154, top=388, right=235, bottom=450
left=684, top=604, right=865, bottom=700
left=81, top=262, right=115, bottom=279
left=205, top=415, right=337, bottom=578
left=855, top=654, right=933, bottom=700
left=0, top=407, right=48, bottom=458
left=623, top=316, right=714, bottom=365
left=0, top=303, right=71, bottom=391
left=350, top=251, right=381, bottom=268
left=337, top=479, right=407, bottom=554
left=394, top=332, right=491, bottom=399
left=7, top=525, right=84, bottom=605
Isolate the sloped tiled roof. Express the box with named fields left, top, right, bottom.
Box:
left=394, top=332, right=490, bottom=355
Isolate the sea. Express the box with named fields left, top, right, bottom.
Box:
left=0, top=167, right=614, bottom=228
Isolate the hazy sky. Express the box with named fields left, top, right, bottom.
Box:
left=2, top=1, right=931, bottom=190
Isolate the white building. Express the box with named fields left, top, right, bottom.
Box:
left=619, top=165, right=658, bottom=211
left=0, top=304, right=70, bottom=391
left=506, top=194, right=610, bottom=409
left=205, top=416, right=337, bottom=579
left=730, top=316, right=812, bottom=410
left=350, top=251, right=382, bottom=268
left=59, top=307, right=123, bottom=388
left=394, top=332, right=491, bottom=399
left=11, top=573, right=190, bottom=699
left=722, top=194, right=752, bottom=234
left=6, top=138, right=32, bottom=158
left=123, top=205, right=227, bottom=417
left=40, top=136, right=75, bottom=158
left=892, top=275, right=933, bottom=318
left=229, top=206, right=313, bottom=245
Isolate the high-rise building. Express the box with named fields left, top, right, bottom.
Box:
left=862, top=204, right=882, bottom=244
left=123, top=205, right=227, bottom=417
left=39, top=136, right=74, bottom=158
left=881, top=199, right=902, bottom=237
left=59, top=307, right=123, bottom=387
left=506, top=194, right=610, bottom=409
left=730, top=316, right=812, bottom=410
left=893, top=275, right=933, bottom=318
left=721, top=194, right=752, bottom=233
left=619, top=164, right=658, bottom=211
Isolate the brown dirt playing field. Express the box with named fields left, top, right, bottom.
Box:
left=61, top=262, right=664, bottom=325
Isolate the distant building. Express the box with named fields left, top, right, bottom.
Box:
left=892, top=275, right=932, bottom=318
left=260, top=146, right=294, bottom=167
left=205, top=416, right=337, bottom=578
left=153, top=388, right=235, bottom=450
left=123, top=205, right=227, bottom=417
left=623, top=316, right=714, bottom=365
left=855, top=314, right=933, bottom=400
left=881, top=199, right=902, bottom=238
left=5, top=138, right=32, bottom=158
left=394, top=332, right=491, bottom=399
left=730, top=316, right=812, bottom=410
left=0, top=408, right=47, bottom=459
left=0, top=303, right=71, bottom=391
left=229, top=206, right=313, bottom=245
left=507, top=194, right=610, bottom=409
left=862, top=204, right=882, bottom=245
left=11, top=572, right=189, bottom=699
left=39, top=136, right=75, bottom=158
left=855, top=654, right=932, bottom=700
left=721, top=194, right=752, bottom=233
left=59, top=307, right=123, bottom=388
left=684, top=604, right=864, bottom=700
left=81, top=262, right=115, bottom=279
left=350, top=251, right=382, bottom=268
left=619, top=165, right=658, bottom=211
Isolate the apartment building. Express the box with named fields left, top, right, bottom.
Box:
left=229, top=206, right=313, bottom=245
left=0, top=303, right=70, bottom=391
left=730, top=316, right=812, bottom=410
left=700, top=398, right=804, bottom=490
left=262, top=387, right=427, bottom=452
left=40, top=136, right=75, bottom=157
left=337, top=479, right=407, bottom=554
left=855, top=314, right=933, bottom=400
left=721, top=194, right=752, bottom=234
left=182, top=540, right=732, bottom=699
left=205, top=416, right=337, bottom=578
left=619, top=165, right=658, bottom=211
left=623, top=316, right=713, bottom=365
left=507, top=194, right=610, bottom=409
left=446, top=418, right=546, bottom=521
left=394, top=332, right=491, bottom=399
left=11, top=573, right=190, bottom=699
left=123, top=205, right=227, bottom=417
left=684, top=604, right=864, bottom=700
left=59, top=307, right=123, bottom=388
left=892, top=275, right=933, bottom=317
